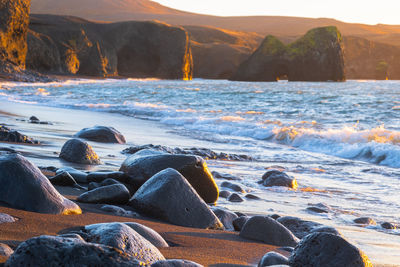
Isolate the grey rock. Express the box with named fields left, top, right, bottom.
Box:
left=381, top=222, right=397, bottom=229
left=212, top=171, right=241, bottom=181
left=0, top=153, right=81, bottom=214
left=211, top=207, right=239, bottom=231
left=130, top=168, right=223, bottom=229
left=100, top=205, right=140, bottom=218
left=49, top=171, right=79, bottom=187
left=0, top=125, right=39, bottom=144
left=220, top=181, right=245, bottom=193
left=261, top=170, right=297, bottom=189
left=353, top=217, right=376, bottom=225
left=306, top=203, right=331, bottom=214
left=56, top=167, right=88, bottom=183
left=0, top=243, right=13, bottom=258
left=121, top=154, right=219, bottom=203
left=88, top=178, right=122, bottom=191
left=0, top=213, right=16, bottom=223
left=5, top=235, right=144, bottom=266
left=124, top=222, right=169, bottom=248
left=77, top=184, right=130, bottom=204
left=277, top=216, right=323, bottom=239
left=219, top=190, right=231, bottom=198
left=288, top=232, right=372, bottom=267
left=245, top=194, right=261, bottom=200
left=59, top=138, right=101, bottom=165
left=240, top=216, right=299, bottom=247
left=227, top=193, right=244, bottom=203
left=233, top=216, right=250, bottom=232
left=87, top=171, right=129, bottom=183
left=310, top=226, right=341, bottom=236
left=152, top=260, right=203, bottom=267
left=270, top=214, right=281, bottom=220
left=74, top=126, right=126, bottom=144
left=258, top=252, right=289, bottom=267
left=84, top=222, right=165, bottom=264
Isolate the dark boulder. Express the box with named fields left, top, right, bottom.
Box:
left=231, top=26, right=345, bottom=82
left=212, top=171, right=242, bottom=181
left=152, top=259, right=203, bottom=267
left=88, top=178, right=121, bottom=191
left=0, top=125, right=39, bottom=144
left=56, top=167, right=88, bottom=183
left=0, top=213, right=16, bottom=224
left=124, top=222, right=169, bottom=248
left=227, top=193, right=244, bottom=203
left=211, top=207, right=239, bottom=231
left=59, top=138, right=101, bottom=165
left=120, top=154, right=219, bottom=203
left=240, top=216, right=299, bottom=247
left=77, top=184, right=130, bottom=205
left=84, top=223, right=165, bottom=264
left=74, top=126, right=126, bottom=144
left=245, top=193, right=261, bottom=200
left=232, top=216, right=250, bottom=232
left=288, top=233, right=372, bottom=267
left=49, top=171, right=80, bottom=187
left=276, top=216, right=323, bottom=239
left=261, top=170, right=297, bottom=189
left=129, top=168, right=223, bottom=229
left=5, top=235, right=144, bottom=266
left=220, top=181, right=245, bottom=193
left=0, top=153, right=81, bottom=214
left=219, top=190, right=231, bottom=198
left=353, top=217, right=376, bottom=226
left=381, top=222, right=396, bottom=230
left=258, top=251, right=289, bottom=267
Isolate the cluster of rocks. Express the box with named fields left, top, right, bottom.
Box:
left=0, top=124, right=39, bottom=144
left=122, top=144, right=253, bottom=161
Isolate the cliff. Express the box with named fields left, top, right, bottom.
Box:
left=231, top=26, right=345, bottom=82
left=27, top=15, right=193, bottom=80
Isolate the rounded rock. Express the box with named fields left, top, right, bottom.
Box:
left=77, top=184, right=130, bottom=204
left=60, top=138, right=101, bottom=165
left=258, top=251, right=289, bottom=267
left=74, top=126, right=126, bottom=144
left=227, top=193, right=244, bottom=203
left=353, top=217, right=376, bottom=226
left=124, top=222, right=169, bottom=248
left=261, top=170, right=297, bottom=189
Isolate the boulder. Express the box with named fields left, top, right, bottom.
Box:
left=56, top=167, right=88, bottom=183
left=0, top=213, right=16, bottom=223
left=59, top=138, right=101, bottom=165
left=220, top=181, right=245, bottom=193
left=219, top=190, right=231, bottom=198
left=227, top=193, right=244, bottom=203
left=381, top=222, right=396, bottom=230
left=258, top=252, right=289, bottom=267
left=130, top=168, right=223, bottom=229
left=0, top=243, right=13, bottom=258
left=74, top=126, right=126, bottom=144
left=245, top=194, right=261, bottom=200
left=353, top=217, right=376, bottom=226
left=124, top=222, right=169, bottom=248
left=0, top=153, right=81, bottom=215
left=49, top=171, right=79, bottom=187
left=231, top=27, right=345, bottom=82
left=120, top=154, right=219, bottom=203
left=88, top=178, right=121, bottom=191
left=288, top=233, right=372, bottom=267
left=151, top=259, right=203, bottom=267
left=232, top=216, right=250, bottom=232
left=261, top=170, right=297, bottom=189
left=77, top=184, right=130, bottom=204
left=211, top=207, right=239, bottom=231
left=84, top=223, right=165, bottom=264
left=240, top=216, right=299, bottom=247
left=5, top=235, right=144, bottom=266
left=276, top=216, right=323, bottom=239
left=0, top=125, right=39, bottom=144
left=100, top=205, right=140, bottom=218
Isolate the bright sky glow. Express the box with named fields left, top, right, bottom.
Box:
left=152, top=0, right=400, bottom=25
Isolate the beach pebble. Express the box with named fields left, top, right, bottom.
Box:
left=0, top=153, right=81, bottom=215
left=56, top=167, right=88, bottom=183
left=88, top=178, right=122, bottom=191
left=233, top=216, right=250, bottom=231
left=0, top=213, right=16, bottom=224
left=87, top=171, right=129, bottom=183
left=0, top=125, right=39, bottom=144
left=245, top=193, right=261, bottom=200
left=60, top=138, right=101, bottom=165
left=269, top=214, right=281, bottom=220
left=276, top=216, right=323, bottom=239
left=240, top=216, right=299, bottom=247
left=49, top=171, right=78, bottom=186
left=84, top=222, right=165, bottom=264
left=220, top=181, right=245, bottom=193
left=227, top=193, right=244, bottom=202
left=100, top=205, right=140, bottom=218
left=151, top=259, right=203, bottom=267
left=219, top=190, right=231, bottom=198
left=130, top=168, right=223, bottom=230
left=212, top=171, right=241, bottom=181
left=124, top=222, right=169, bottom=248
left=353, top=217, right=376, bottom=225
left=121, top=154, right=219, bottom=203
left=0, top=243, right=13, bottom=258
left=74, top=126, right=126, bottom=144
left=77, top=184, right=130, bottom=204
left=29, top=115, right=40, bottom=122
left=258, top=251, right=289, bottom=266
left=288, top=232, right=372, bottom=267
left=5, top=235, right=144, bottom=266
left=381, top=222, right=397, bottom=229
left=211, top=207, right=239, bottom=231
left=261, top=170, right=297, bottom=189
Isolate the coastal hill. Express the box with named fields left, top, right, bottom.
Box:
left=30, top=0, right=400, bottom=47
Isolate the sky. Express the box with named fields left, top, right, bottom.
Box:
left=152, top=0, right=400, bottom=25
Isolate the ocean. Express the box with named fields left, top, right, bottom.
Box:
left=1, top=78, right=399, bottom=265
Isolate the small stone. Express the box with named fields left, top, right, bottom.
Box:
left=276, top=216, right=323, bottom=239
left=29, top=116, right=39, bottom=122
left=219, top=190, right=231, bottom=198
left=270, top=214, right=281, bottom=220
left=232, top=216, right=250, bottom=232
left=227, top=193, right=244, bottom=202
left=59, top=139, right=101, bottom=165
left=87, top=171, right=129, bottom=183
left=258, top=251, right=289, bottom=267
left=245, top=194, right=261, bottom=200
left=211, top=207, right=238, bottom=231
left=212, top=171, right=241, bottom=181
left=49, top=171, right=78, bottom=187
left=353, top=217, right=376, bottom=226
left=221, top=181, right=245, bottom=193
left=381, top=222, right=396, bottom=230
left=100, top=205, right=140, bottom=218
left=74, top=126, right=126, bottom=144
left=261, top=170, right=297, bottom=189
left=310, top=226, right=341, bottom=236
left=88, top=178, right=122, bottom=191
left=0, top=213, right=16, bottom=224
left=77, top=184, right=130, bottom=204
left=56, top=167, right=88, bottom=183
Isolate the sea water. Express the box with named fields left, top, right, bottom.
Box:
left=1, top=78, right=400, bottom=265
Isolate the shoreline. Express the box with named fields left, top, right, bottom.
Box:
left=0, top=98, right=399, bottom=266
